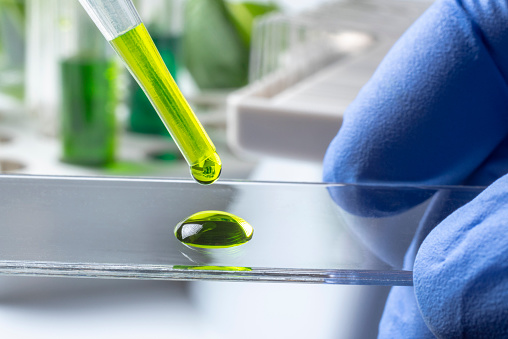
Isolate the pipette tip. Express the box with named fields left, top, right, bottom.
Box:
left=190, top=152, right=222, bottom=185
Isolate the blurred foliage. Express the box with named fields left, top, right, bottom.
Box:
left=0, top=0, right=24, bottom=13
left=0, top=0, right=25, bottom=64
left=225, top=2, right=278, bottom=47
left=0, top=0, right=25, bottom=101
left=183, top=0, right=278, bottom=90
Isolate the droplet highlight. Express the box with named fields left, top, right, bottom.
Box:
left=174, top=211, right=253, bottom=248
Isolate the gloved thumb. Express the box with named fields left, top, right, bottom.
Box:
left=414, top=174, right=508, bottom=337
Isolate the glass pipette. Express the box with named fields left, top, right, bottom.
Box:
left=78, top=0, right=221, bottom=185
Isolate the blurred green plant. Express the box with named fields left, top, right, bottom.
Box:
left=226, top=1, right=278, bottom=47
left=0, top=0, right=25, bottom=102
left=183, top=0, right=278, bottom=90
left=0, top=0, right=25, bottom=66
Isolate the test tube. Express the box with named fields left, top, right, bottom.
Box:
left=78, top=0, right=222, bottom=184
left=60, top=2, right=117, bottom=166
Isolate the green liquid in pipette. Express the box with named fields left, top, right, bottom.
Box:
left=110, top=24, right=221, bottom=185
left=174, top=211, right=253, bottom=248
left=129, top=34, right=181, bottom=135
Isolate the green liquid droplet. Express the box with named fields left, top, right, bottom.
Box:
left=190, top=152, right=222, bottom=185
left=174, top=211, right=253, bottom=248
left=173, top=265, right=252, bottom=271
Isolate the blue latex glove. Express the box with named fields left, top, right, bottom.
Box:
left=323, top=0, right=508, bottom=337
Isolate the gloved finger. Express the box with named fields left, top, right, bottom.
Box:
left=377, top=188, right=482, bottom=337
left=414, top=173, right=508, bottom=338
left=328, top=186, right=480, bottom=268
left=326, top=183, right=435, bottom=218
left=323, top=0, right=508, bottom=217
left=378, top=286, right=435, bottom=339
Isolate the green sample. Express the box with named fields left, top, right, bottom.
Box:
left=174, top=210, right=253, bottom=248
left=60, top=57, right=116, bottom=166
left=173, top=265, right=252, bottom=271
left=129, top=34, right=181, bottom=135
left=110, top=23, right=221, bottom=185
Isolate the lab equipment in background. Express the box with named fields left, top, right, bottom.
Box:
left=0, top=0, right=25, bottom=112
left=60, top=3, right=117, bottom=166
left=228, top=0, right=431, bottom=162
left=25, top=0, right=60, bottom=135
left=26, top=0, right=118, bottom=142
left=25, top=0, right=118, bottom=163
left=79, top=0, right=221, bottom=184
left=128, top=0, right=183, bottom=135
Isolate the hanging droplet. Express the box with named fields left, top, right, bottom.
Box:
left=190, top=152, right=222, bottom=185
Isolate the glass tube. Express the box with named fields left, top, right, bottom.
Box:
left=79, top=0, right=221, bottom=184
left=59, top=3, right=117, bottom=166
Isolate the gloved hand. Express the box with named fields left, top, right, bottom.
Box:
left=323, top=0, right=508, bottom=337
